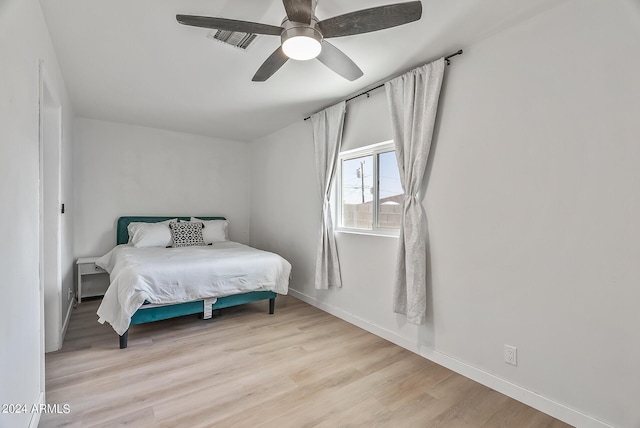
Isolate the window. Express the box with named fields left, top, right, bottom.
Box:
left=336, top=141, right=402, bottom=235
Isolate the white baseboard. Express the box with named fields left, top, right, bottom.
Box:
left=288, top=288, right=612, bottom=428
left=60, top=294, right=74, bottom=347
left=28, top=391, right=45, bottom=428
left=418, top=346, right=612, bottom=428
left=288, top=289, right=420, bottom=354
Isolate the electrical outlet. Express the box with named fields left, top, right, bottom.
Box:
left=504, top=345, right=517, bottom=366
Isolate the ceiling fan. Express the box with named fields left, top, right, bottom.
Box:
left=176, top=0, right=422, bottom=82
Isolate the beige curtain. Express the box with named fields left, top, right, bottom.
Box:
left=311, top=101, right=346, bottom=289
left=385, top=58, right=445, bottom=324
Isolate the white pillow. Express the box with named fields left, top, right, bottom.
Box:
left=189, top=217, right=228, bottom=244
left=128, top=219, right=177, bottom=248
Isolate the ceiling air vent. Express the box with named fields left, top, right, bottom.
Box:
left=207, top=29, right=257, bottom=50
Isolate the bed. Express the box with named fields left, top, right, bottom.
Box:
left=95, top=216, right=291, bottom=349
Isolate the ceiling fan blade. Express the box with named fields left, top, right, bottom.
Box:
left=252, top=47, right=289, bottom=82
left=176, top=15, right=283, bottom=36
left=316, top=41, right=363, bottom=81
left=318, top=1, right=422, bottom=38
left=282, top=0, right=313, bottom=24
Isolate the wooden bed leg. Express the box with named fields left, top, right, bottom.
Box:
left=119, top=330, right=129, bottom=349
left=269, top=298, right=275, bottom=315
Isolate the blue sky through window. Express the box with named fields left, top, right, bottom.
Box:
left=379, top=151, right=402, bottom=202
left=341, top=151, right=402, bottom=205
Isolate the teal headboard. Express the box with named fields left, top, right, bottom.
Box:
left=116, top=216, right=226, bottom=245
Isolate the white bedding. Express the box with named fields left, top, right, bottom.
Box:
left=95, top=242, right=291, bottom=335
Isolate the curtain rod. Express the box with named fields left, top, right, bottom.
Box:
left=303, top=49, right=463, bottom=121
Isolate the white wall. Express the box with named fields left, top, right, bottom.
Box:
left=73, top=118, right=251, bottom=258
left=250, top=1, right=640, bottom=427
left=0, top=0, right=74, bottom=426
left=60, top=92, right=75, bottom=345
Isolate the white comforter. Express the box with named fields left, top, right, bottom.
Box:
left=95, top=242, right=291, bottom=335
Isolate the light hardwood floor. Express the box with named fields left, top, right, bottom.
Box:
left=42, top=295, right=572, bottom=428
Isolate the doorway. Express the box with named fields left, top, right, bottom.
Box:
left=39, top=63, right=63, bottom=359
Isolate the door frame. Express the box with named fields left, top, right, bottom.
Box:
left=36, top=60, right=63, bottom=422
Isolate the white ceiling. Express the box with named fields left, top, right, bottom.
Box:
left=39, top=0, right=562, bottom=142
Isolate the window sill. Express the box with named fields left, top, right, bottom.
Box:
left=335, top=228, right=399, bottom=238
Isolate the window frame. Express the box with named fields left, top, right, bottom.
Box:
left=335, top=140, right=400, bottom=237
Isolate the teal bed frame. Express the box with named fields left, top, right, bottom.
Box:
left=115, top=216, right=277, bottom=349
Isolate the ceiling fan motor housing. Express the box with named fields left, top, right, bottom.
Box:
left=177, top=0, right=422, bottom=80
left=280, top=18, right=323, bottom=60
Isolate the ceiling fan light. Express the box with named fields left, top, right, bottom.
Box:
left=282, top=36, right=322, bottom=60
left=280, top=23, right=323, bottom=61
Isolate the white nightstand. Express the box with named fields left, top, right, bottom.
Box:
left=76, top=257, right=107, bottom=303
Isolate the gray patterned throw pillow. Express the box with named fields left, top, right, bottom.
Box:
left=169, top=221, right=206, bottom=247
